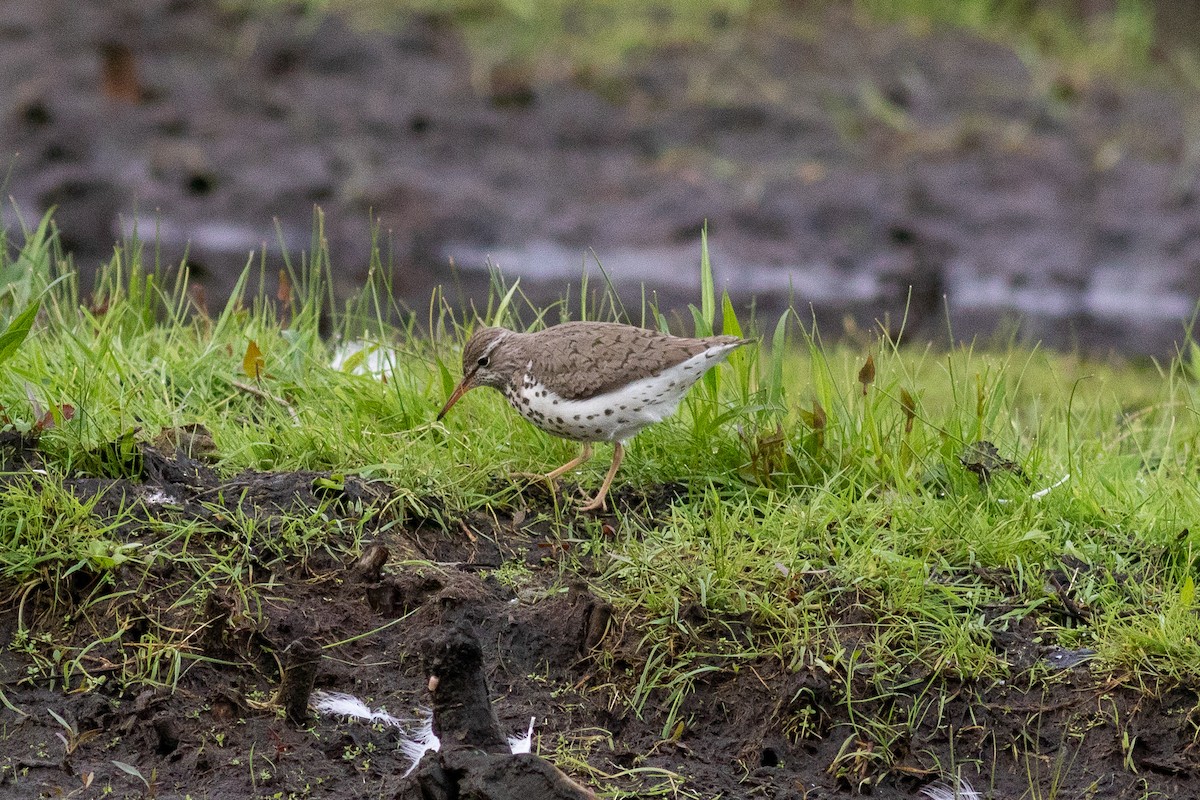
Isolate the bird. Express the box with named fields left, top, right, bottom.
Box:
left=436, top=321, right=749, bottom=511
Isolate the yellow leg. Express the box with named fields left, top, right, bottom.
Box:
left=543, top=442, right=593, bottom=483
left=578, top=441, right=623, bottom=513
left=515, top=443, right=594, bottom=487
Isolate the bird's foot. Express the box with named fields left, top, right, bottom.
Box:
left=575, top=493, right=607, bottom=513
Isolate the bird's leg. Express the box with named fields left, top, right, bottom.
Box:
left=515, top=443, right=593, bottom=488
left=578, top=441, right=624, bottom=513
left=543, top=442, right=594, bottom=483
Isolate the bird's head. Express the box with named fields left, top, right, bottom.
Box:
left=436, top=327, right=513, bottom=421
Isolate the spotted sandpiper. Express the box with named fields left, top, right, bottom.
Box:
left=437, top=321, right=749, bottom=511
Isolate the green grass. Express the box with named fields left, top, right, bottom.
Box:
left=3, top=212, right=1200, bottom=793
left=234, top=0, right=1160, bottom=83
left=855, top=0, right=1155, bottom=72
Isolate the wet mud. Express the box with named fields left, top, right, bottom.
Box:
left=0, top=447, right=1198, bottom=798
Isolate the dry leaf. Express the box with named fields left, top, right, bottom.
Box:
left=277, top=269, right=292, bottom=307
left=188, top=282, right=209, bottom=318
left=804, top=400, right=827, bottom=451
left=858, top=354, right=875, bottom=395
left=900, top=388, right=916, bottom=433
left=959, top=440, right=1025, bottom=484
left=243, top=340, right=264, bottom=380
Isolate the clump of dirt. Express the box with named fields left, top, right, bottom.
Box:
left=0, top=447, right=1198, bottom=799
left=397, top=624, right=595, bottom=799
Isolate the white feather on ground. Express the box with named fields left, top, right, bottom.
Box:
left=508, top=716, right=535, bottom=754
left=920, top=776, right=981, bottom=800
left=310, top=691, right=411, bottom=728
left=311, top=690, right=536, bottom=776
left=996, top=473, right=1070, bottom=505
left=395, top=713, right=441, bottom=775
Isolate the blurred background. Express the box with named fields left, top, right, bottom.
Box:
left=2, top=0, right=1200, bottom=354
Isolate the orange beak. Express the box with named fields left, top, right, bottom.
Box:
left=436, top=376, right=475, bottom=421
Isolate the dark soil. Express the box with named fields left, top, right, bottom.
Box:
left=1, top=449, right=1198, bottom=799
left=5, top=1, right=1200, bottom=355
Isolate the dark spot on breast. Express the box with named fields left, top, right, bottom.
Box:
left=605, top=409, right=614, bottom=415
left=574, top=414, right=580, bottom=420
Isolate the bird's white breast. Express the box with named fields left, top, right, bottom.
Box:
left=502, top=342, right=741, bottom=443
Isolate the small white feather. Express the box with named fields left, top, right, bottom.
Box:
left=507, top=716, right=535, bottom=754
left=920, top=776, right=981, bottom=800
left=1030, top=472, right=1070, bottom=499
left=311, top=691, right=408, bottom=728
left=398, top=711, right=441, bottom=776
left=996, top=473, right=1070, bottom=505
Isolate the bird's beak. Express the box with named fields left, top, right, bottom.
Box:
left=436, top=376, right=474, bottom=421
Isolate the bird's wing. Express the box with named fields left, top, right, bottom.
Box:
left=530, top=323, right=742, bottom=401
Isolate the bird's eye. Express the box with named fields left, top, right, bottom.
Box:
left=477, top=355, right=490, bottom=368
